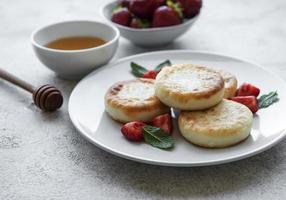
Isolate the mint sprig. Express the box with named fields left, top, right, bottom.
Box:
left=130, top=62, right=148, bottom=77
left=130, top=60, right=172, bottom=77
left=143, top=125, right=175, bottom=150
left=258, top=91, right=279, bottom=109
left=154, top=60, right=172, bottom=72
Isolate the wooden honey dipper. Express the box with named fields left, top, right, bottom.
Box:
left=0, top=68, right=63, bottom=112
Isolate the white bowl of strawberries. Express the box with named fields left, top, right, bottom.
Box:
left=102, top=0, right=201, bottom=47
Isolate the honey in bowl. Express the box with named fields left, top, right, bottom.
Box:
left=45, top=36, right=106, bottom=50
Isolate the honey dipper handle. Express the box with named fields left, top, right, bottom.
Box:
left=0, top=68, right=35, bottom=93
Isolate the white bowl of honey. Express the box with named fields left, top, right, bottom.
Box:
left=31, top=20, right=120, bottom=80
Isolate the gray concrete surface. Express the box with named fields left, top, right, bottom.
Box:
left=1, top=0, right=286, bottom=199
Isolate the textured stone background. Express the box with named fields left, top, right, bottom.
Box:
left=1, top=0, right=286, bottom=199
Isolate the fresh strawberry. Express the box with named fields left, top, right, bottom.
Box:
left=142, top=70, right=158, bottom=79
left=151, top=113, right=173, bottom=134
left=121, top=121, right=146, bottom=141
left=177, top=0, right=202, bottom=18
left=130, top=18, right=151, bottom=28
left=129, top=0, right=158, bottom=19
left=229, top=96, right=259, bottom=114
left=152, top=6, right=182, bottom=27
left=111, top=7, right=132, bottom=26
left=236, top=83, right=260, bottom=97
left=156, top=0, right=166, bottom=7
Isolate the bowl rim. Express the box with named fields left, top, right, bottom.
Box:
left=100, top=0, right=200, bottom=32
left=30, top=20, right=120, bottom=53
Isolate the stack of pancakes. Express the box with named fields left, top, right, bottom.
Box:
left=105, top=64, right=253, bottom=148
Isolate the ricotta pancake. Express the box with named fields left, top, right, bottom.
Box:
left=155, top=64, right=225, bottom=110
left=217, top=69, right=238, bottom=98
left=105, top=78, right=169, bottom=123
left=178, top=99, right=253, bottom=148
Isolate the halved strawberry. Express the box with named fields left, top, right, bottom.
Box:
left=151, top=113, right=173, bottom=134
left=142, top=70, right=158, bottom=79
left=229, top=96, right=258, bottom=114
left=121, top=121, right=146, bottom=141
left=236, top=83, right=260, bottom=97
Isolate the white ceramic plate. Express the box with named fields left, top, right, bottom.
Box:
left=69, top=50, right=286, bottom=167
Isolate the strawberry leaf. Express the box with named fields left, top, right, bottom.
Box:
left=130, top=62, right=148, bottom=77
left=258, top=91, right=279, bottom=109
left=154, top=60, right=172, bottom=72
left=167, top=0, right=184, bottom=19
left=143, top=125, right=175, bottom=150
left=137, top=18, right=151, bottom=28
left=112, top=5, right=123, bottom=14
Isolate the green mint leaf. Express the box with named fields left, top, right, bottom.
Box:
left=154, top=60, right=172, bottom=72
left=143, top=125, right=175, bottom=150
left=130, top=62, right=148, bottom=77
left=258, top=91, right=279, bottom=109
